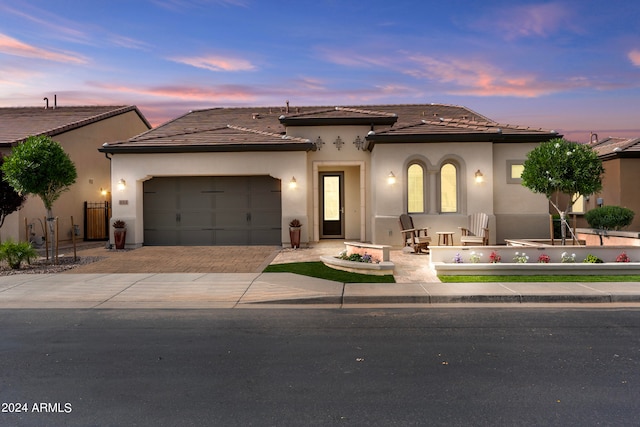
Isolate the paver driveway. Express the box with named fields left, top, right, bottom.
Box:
left=66, top=246, right=281, bottom=274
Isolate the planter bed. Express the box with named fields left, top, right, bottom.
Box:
left=433, top=261, right=640, bottom=276
left=430, top=245, right=640, bottom=276
left=320, top=256, right=394, bottom=276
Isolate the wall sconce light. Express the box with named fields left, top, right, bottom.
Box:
left=100, top=188, right=108, bottom=197
left=474, top=169, right=484, bottom=183
left=117, top=179, right=126, bottom=191
left=387, top=171, right=396, bottom=185
left=289, top=176, right=297, bottom=189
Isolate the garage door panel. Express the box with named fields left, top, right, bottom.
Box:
left=144, top=176, right=281, bottom=246
left=179, top=229, right=215, bottom=246
left=216, top=229, right=250, bottom=245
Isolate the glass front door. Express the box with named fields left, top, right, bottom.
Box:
left=320, top=172, right=344, bottom=238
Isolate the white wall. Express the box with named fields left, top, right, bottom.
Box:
left=109, top=151, right=308, bottom=246
left=370, top=142, right=495, bottom=245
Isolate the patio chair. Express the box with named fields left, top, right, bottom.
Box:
left=459, top=213, right=489, bottom=246
left=399, top=214, right=431, bottom=253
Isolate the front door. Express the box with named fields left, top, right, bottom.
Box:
left=320, top=172, right=344, bottom=238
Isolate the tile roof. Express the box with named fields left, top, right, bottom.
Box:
left=0, top=106, right=150, bottom=146
left=102, top=124, right=313, bottom=153
left=589, top=136, right=640, bottom=159
left=367, top=117, right=559, bottom=144
left=100, top=103, right=551, bottom=153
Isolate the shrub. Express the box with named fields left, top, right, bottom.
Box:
left=0, top=239, right=38, bottom=269
left=583, top=254, right=604, bottom=264
left=585, top=206, right=634, bottom=231
left=112, top=219, right=126, bottom=228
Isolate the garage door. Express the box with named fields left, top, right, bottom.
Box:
left=143, top=176, right=282, bottom=245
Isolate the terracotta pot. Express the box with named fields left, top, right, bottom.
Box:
left=114, top=228, right=127, bottom=249
left=289, top=227, right=301, bottom=249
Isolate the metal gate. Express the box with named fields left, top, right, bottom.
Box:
left=84, top=201, right=110, bottom=241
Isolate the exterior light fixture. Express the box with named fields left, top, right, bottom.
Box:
left=289, top=176, right=297, bottom=189
left=100, top=188, right=108, bottom=197
left=117, top=179, right=126, bottom=191
left=387, top=171, right=396, bottom=185
left=474, top=170, right=484, bottom=183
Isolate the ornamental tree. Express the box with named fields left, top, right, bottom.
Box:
left=521, top=138, right=604, bottom=244
left=584, top=205, right=634, bottom=245
left=1, top=135, right=77, bottom=259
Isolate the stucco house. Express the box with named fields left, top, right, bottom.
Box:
left=99, top=103, right=559, bottom=248
left=0, top=105, right=151, bottom=243
left=578, top=136, right=640, bottom=230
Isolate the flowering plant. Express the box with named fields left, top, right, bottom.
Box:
left=616, top=252, right=631, bottom=263
left=513, top=252, right=529, bottom=263
left=538, top=254, right=551, bottom=263
left=453, top=253, right=463, bottom=263
left=469, top=251, right=482, bottom=263
left=489, top=251, right=501, bottom=263
left=561, top=252, right=576, bottom=263
left=338, top=251, right=378, bottom=263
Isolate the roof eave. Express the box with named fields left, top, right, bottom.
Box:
left=99, top=142, right=315, bottom=154
left=365, top=132, right=560, bottom=149
left=278, top=116, right=398, bottom=127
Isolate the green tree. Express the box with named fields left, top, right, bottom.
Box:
left=1, top=135, right=77, bottom=259
left=584, top=205, right=634, bottom=245
left=521, top=138, right=604, bottom=244
left=0, top=156, right=27, bottom=231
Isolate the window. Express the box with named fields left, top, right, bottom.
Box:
left=440, top=163, right=458, bottom=213
left=507, top=160, right=525, bottom=184
left=571, top=194, right=585, bottom=214
left=407, top=163, right=424, bottom=213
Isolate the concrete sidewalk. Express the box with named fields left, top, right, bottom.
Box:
left=0, top=272, right=639, bottom=309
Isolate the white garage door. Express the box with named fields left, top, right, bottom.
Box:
left=143, top=176, right=282, bottom=245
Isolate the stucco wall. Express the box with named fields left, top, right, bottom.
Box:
left=370, top=141, right=495, bottom=245
left=109, top=151, right=308, bottom=246
left=492, top=143, right=550, bottom=242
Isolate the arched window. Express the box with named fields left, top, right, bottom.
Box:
left=440, top=163, right=458, bottom=213
left=407, top=163, right=425, bottom=213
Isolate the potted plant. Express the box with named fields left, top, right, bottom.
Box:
left=113, top=219, right=127, bottom=249
left=289, top=219, right=302, bottom=249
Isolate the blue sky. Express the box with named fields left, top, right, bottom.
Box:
left=1, top=0, right=639, bottom=141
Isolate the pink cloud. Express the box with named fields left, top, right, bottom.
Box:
left=489, top=3, right=573, bottom=39
left=404, top=54, right=591, bottom=97
left=170, top=54, right=256, bottom=72
left=629, top=50, right=640, bottom=67
left=0, top=33, right=87, bottom=64
left=88, top=81, right=261, bottom=102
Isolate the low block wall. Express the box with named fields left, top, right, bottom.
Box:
left=430, top=245, right=640, bottom=276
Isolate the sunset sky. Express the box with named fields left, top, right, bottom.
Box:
left=1, top=0, right=639, bottom=142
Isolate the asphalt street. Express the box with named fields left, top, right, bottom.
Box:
left=1, top=308, right=639, bottom=426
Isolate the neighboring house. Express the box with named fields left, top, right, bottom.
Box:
left=99, top=103, right=559, bottom=247
left=578, top=135, right=640, bottom=230
left=0, top=105, right=151, bottom=243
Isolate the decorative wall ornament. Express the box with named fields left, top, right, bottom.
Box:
left=333, top=136, right=344, bottom=150
left=315, top=136, right=324, bottom=150
left=353, top=135, right=365, bottom=150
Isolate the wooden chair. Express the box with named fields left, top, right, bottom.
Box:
left=459, top=213, right=489, bottom=246
left=399, top=214, right=431, bottom=253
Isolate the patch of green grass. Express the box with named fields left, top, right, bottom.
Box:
left=439, top=275, right=640, bottom=283
left=264, top=261, right=395, bottom=283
